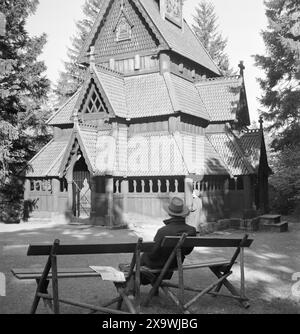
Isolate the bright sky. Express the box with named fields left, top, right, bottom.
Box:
left=26, top=0, right=268, bottom=123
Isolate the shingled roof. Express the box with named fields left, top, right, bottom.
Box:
left=47, top=66, right=215, bottom=124
left=47, top=90, right=81, bottom=126
left=195, top=76, right=245, bottom=123
left=204, top=137, right=230, bottom=176
left=138, top=0, right=220, bottom=75
left=27, top=139, right=69, bottom=177
left=79, top=0, right=220, bottom=75
left=206, top=130, right=254, bottom=176
left=238, top=130, right=263, bottom=172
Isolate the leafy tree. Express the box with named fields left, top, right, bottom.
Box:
left=55, top=0, right=103, bottom=104
left=0, top=1, right=50, bottom=223
left=255, top=0, right=300, bottom=151
left=192, top=0, right=232, bottom=75
left=268, top=144, right=300, bottom=214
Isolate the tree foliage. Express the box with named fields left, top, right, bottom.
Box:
left=192, top=0, right=232, bottom=75
left=255, top=0, right=300, bottom=151
left=0, top=0, right=50, bottom=222
left=269, top=144, right=300, bottom=214
left=55, top=0, right=103, bottom=104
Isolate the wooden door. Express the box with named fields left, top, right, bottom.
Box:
left=73, top=158, right=91, bottom=218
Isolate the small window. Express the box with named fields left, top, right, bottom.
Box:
left=85, top=87, right=106, bottom=114
left=35, top=181, right=41, bottom=192
left=116, top=14, right=132, bottom=42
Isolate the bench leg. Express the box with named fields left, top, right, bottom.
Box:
left=31, top=277, right=50, bottom=314
left=33, top=279, right=53, bottom=314
left=184, top=271, right=232, bottom=312
left=160, top=285, right=187, bottom=314
left=210, top=267, right=250, bottom=309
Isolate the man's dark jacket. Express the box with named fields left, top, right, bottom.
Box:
left=141, top=217, right=197, bottom=271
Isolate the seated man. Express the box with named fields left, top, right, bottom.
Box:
left=122, top=197, right=196, bottom=297
left=139, top=197, right=197, bottom=285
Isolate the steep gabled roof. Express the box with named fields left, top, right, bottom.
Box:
left=139, top=0, right=220, bottom=75
left=78, top=0, right=166, bottom=64
left=78, top=0, right=221, bottom=75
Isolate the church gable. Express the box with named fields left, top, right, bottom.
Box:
left=76, top=76, right=115, bottom=123
left=82, top=83, right=107, bottom=115
left=92, top=0, right=161, bottom=61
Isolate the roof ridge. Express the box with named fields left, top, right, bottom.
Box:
left=78, top=0, right=113, bottom=63
left=28, top=139, right=55, bottom=165
left=46, top=89, right=81, bottom=125
left=134, top=0, right=169, bottom=47
left=243, top=129, right=261, bottom=135
left=95, top=64, right=124, bottom=78
left=184, top=19, right=221, bottom=75
left=195, top=75, right=240, bottom=84
left=79, top=123, right=98, bottom=131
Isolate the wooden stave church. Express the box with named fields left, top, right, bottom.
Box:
left=24, top=0, right=270, bottom=227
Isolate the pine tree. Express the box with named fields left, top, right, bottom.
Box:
left=0, top=1, right=50, bottom=223
left=255, top=0, right=300, bottom=151
left=55, top=0, right=103, bottom=104
left=192, top=0, right=232, bottom=75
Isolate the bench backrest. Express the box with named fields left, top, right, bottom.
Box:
left=27, top=242, right=155, bottom=256
left=161, top=237, right=253, bottom=249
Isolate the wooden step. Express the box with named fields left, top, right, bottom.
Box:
left=261, top=221, right=288, bottom=233
left=260, top=215, right=281, bottom=225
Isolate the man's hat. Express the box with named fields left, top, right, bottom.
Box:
left=166, top=197, right=190, bottom=218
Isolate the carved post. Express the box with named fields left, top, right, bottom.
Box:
left=67, top=180, right=74, bottom=219
left=166, top=179, right=170, bottom=193
left=121, top=178, right=129, bottom=214
left=52, top=179, right=61, bottom=213
left=141, top=180, right=145, bottom=193
left=175, top=179, right=179, bottom=194
left=149, top=180, right=153, bottom=193
left=90, top=177, right=97, bottom=225
left=158, top=179, right=162, bottom=193
left=106, top=176, right=114, bottom=227
left=184, top=177, right=193, bottom=211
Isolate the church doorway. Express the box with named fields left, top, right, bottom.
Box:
left=72, top=157, right=91, bottom=218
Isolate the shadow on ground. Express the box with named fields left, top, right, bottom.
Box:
left=0, top=219, right=299, bottom=314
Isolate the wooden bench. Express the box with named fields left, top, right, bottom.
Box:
left=12, top=239, right=154, bottom=314
left=12, top=235, right=253, bottom=314
left=139, top=234, right=253, bottom=314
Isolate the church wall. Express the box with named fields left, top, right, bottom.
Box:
left=99, top=52, right=159, bottom=75
left=170, top=53, right=217, bottom=82
left=25, top=178, right=69, bottom=215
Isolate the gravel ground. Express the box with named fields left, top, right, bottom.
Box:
left=0, top=217, right=300, bottom=314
